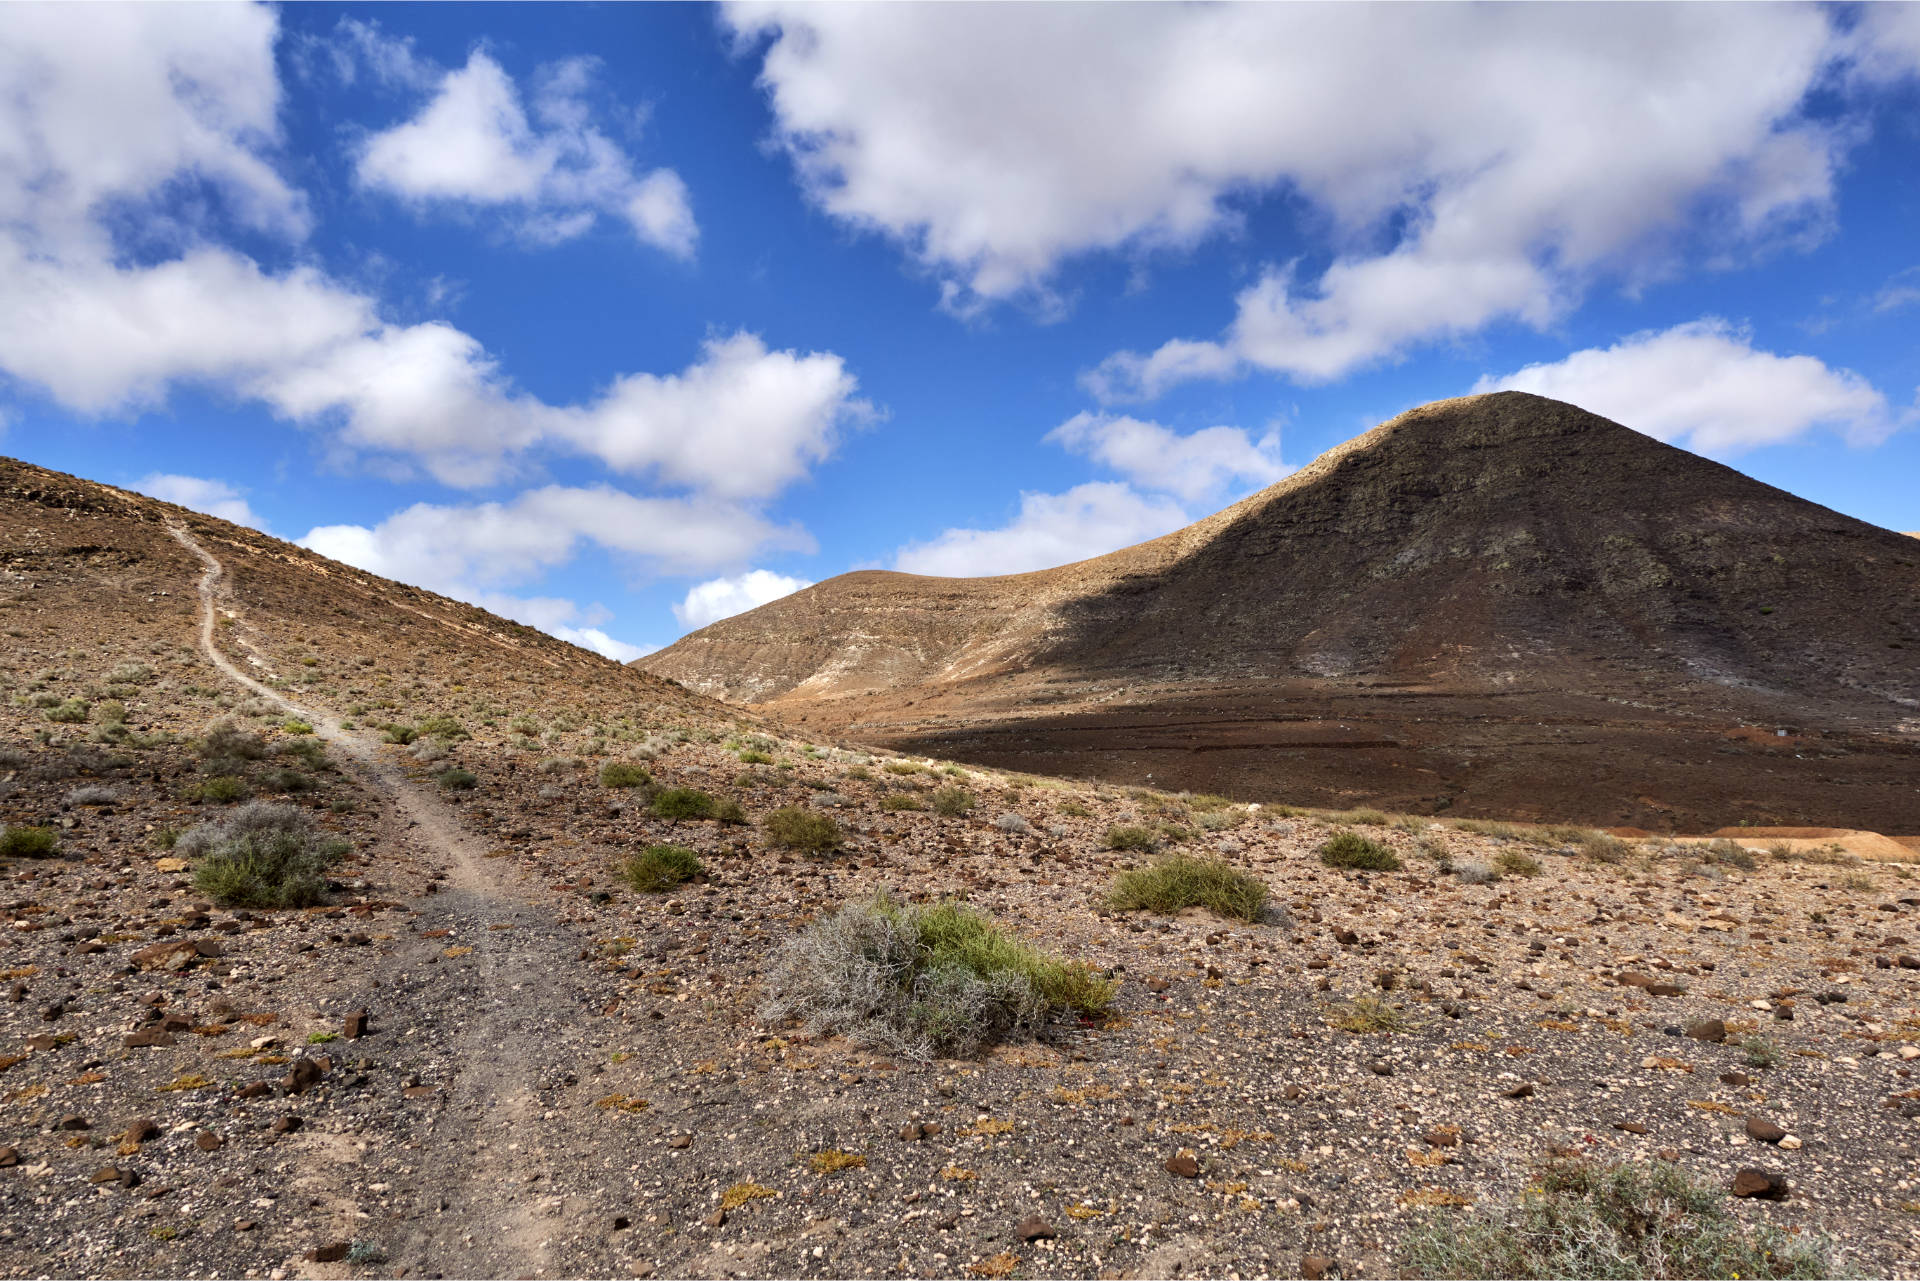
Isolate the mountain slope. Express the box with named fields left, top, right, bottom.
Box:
left=643, top=393, right=1920, bottom=829
left=0, top=455, right=748, bottom=745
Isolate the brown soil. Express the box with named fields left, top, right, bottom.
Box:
left=643, top=393, right=1920, bottom=834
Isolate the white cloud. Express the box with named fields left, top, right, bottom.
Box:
left=132, top=473, right=269, bottom=531
left=1473, top=320, right=1892, bottom=452
left=1046, top=412, right=1290, bottom=503
left=0, top=3, right=305, bottom=257
left=355, top=49, right=696, bottom=257
left=729, top=4, right=1900, bottom=383
left=298, top=484, right=812, bottom=587
left=893, top=482, right=1187, bottom=578
left=551, top=331, right=870, bottom=500
left=673, top=569, right=813, bottom=630
left=297, top=485, right=817, bottom=663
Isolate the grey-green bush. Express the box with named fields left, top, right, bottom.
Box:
left=761, top=894, right=1113, bottom=1060
left=1398, top=1158, right=1837, bottom=1279
left=180, top=802, right=347, bottom=908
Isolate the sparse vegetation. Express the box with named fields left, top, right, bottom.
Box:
left=1104, top=824, right=1159, bottom=853
left=929, top=786, right=975, bottom=817
left=1330, top=995, right=1410, bottom=1034
left=0, top=825, right=59, bottom=859
left=598, top=760, right=652, bottom=789
left=651, top=787, right=718, bottom=820
left=282, top=717, right=314, bottom=735
left=879, top=792, right=923, bottom=812
left=44, top=697, right=89, bottom=723
left=436, top=767, right=477, bottom=790
left=180, top=802, right=347, bottom=909
left=1494, top=850, right=1542, bottom=878
left=1742, top=1036, right=1784, bottom=1070
left=1320, top=830, right=1402, bottom=871
left=1108, top=855, right=1269, bottom=922
left=188, top=775, right=251, bottom=804
left=1057, top=798, right=1092, bottom=818
left=761, top=893, right=1113, bottom=1059
left=1398, top=1158, right=1837, bottom=1279
left=737, top=749, right=773, bottom=765
left=620, top=844, right=702, bottom=891
left=764, top=806, right=842, bottom=853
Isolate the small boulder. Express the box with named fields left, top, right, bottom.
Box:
left=1685, top=1019, right=1727, bottom=1044
left=1744, top=1116, right=1787, bottom=1145
left=1015, top=1215, right=1055, bottom=1242
left=1165, top=1152, right=1201, bottom=1178
left=1731, top=1168, right=1789, bottom=1200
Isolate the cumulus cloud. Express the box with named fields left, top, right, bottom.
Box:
left=132, top=474, right=270, bottom=531
left=298, top=485, right=816, bottom=662
left=1473, top=320, right=1894, bottom=452
left=298, top=485, right=812, bottom=587
left=893, top=482, right=1187, bottom=578
left=0, top=6, right=858, bottom=492
left=355, top=49, right=696, bottom=256
left=1046, top=413, right=1290, bottom=503
left=728, top=4, right=1904, bottom=383
left=0, top=3, right=305, bottom=258
left=673, top=570, right=813, bottom=630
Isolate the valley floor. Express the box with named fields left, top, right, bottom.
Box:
left=2, top=533, right=1919, bottom=1279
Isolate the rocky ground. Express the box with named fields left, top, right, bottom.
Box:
left=1, top=472, right=1918, bottom=1279
left=0, top=530, right=1904, bottom=1275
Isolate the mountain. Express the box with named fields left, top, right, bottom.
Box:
left=643, top=392, right=1920, bottom=830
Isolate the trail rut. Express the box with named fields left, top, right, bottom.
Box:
left=169, top=524, right=611, bottom=1278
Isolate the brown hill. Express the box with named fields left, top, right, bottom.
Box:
left=0, top=455, right=741, bottom=744
left=644, top=392, right=1920, bottom=831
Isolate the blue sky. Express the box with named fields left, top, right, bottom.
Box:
left=1, top=3, right=1916, bottom=660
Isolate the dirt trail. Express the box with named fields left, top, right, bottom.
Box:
left=168, top=525, right=612, bottom=1278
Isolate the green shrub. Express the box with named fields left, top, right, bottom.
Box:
left=1494, top=850, right=1542, bottom=878
left=1104, top=824, right=1159, bottom=853
left=45, top=698, right=90, bottom=723
left=97, top=700, right=128, bottom=724
left=737, top=749, right=773, bottom=765
left=1742, top=1036, right=1783, bottom=1070
left=436, top=767, right=477, bottom=790
left=415, top=715, right=467, bottom=740
left=882, top=761, right=925, bottom=775
left=381, top=723, right=418, bottom=745
left=0, top=825, right=59, bottom=859
left=879, top=792, right=923, bottom=812
left=761, top=893, right=1113, bottom=1059
left=282, top=718, right=314, bottom=735
left=929, top=786, right=975, bottom=817
left=598, top=760, right=652, bottom=789
left=1398, top=1158, right=1838, bottom=1279
left=1109, top=856, right=1269, bottom=922
left=1319, top=830, right=1401, bottom=871
left=764, top=807, right=842, bottom=853
left=189, top=775, right=252, bottom=804
left=620, top=844, right=703, bottom=891
left=1330, top=995, right=1409, bottom=1034
left=1320, top=807, right=1391, bottom=826
left=714, top=798, right=747, bottom=824
left=1057, top=799, right=1092, bottom=818
left=258, top=768, right=314, bottom=793
left=651, top=788, right=716, bottom=820
left=180, top=802, right=346, bottom=909
left=278, top=737, right=331, bottom=770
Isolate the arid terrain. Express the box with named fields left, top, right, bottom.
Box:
left=2, top=453, right=1918, bottom=1281
left=643, top=393, right=1920, bottom=835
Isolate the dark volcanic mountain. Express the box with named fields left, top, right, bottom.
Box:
left=644, top=392, right=1920, bottom=831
